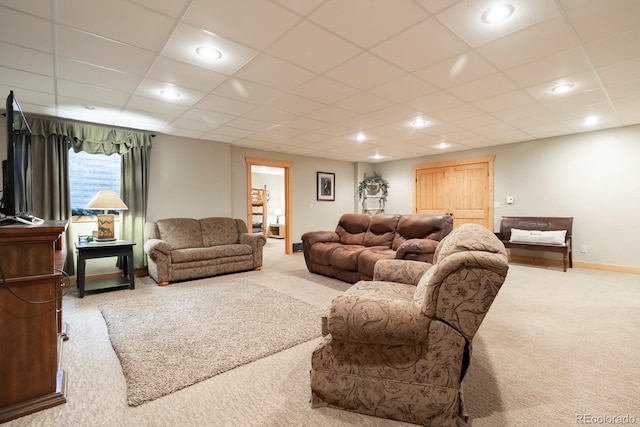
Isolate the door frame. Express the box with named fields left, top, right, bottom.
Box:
left=413, top=154, right=495, bottom=229
left=245, top=156, right=293, bottom=254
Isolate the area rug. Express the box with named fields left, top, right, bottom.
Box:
left=99, top=279, right=323, bottom=406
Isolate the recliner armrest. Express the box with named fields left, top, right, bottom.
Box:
left=327, top=293, right=430, bottom=345
left=373, top=259, right=431, bottom=286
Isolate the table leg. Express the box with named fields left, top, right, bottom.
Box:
left=128, top=249, right=135, bottom=290
left=77, top=255, right=86, bottom=298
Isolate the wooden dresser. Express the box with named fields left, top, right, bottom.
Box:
left=0, top=220, right=68, bottom=423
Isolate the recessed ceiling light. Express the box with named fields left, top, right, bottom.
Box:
left=438, top=141, right=449, bottom=149
left=584, top=116, right=599, bottom=126
left=160, top=89, right=181, bottom=99
left=370, top=154, right=384, bottom=160
left=411, top=118, right=429, bottom=128
left=551, top=83, right=574, bottom=94
left=196, top=46, right=222, bottom=60
left=356, top=132, right=366, bottom=142
left=481, top=4, right=515, bottom=23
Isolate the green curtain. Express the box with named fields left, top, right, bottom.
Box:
left=28, top=117, right=152, bottom=273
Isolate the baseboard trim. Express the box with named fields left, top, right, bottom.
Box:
left=508, top=255, right=640, bottom=275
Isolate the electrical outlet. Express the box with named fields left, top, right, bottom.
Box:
left=581, top=245, right=588, bottom=253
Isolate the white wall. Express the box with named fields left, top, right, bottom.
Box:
left=145, top=134, right=232, bottom=221
left=229, top=147, right=356, bottom=245
left=377, top=124, right=640, bottom=269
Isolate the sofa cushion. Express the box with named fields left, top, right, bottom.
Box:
left=200, top=217, right=240, bottom=246
left=156, top=218, right=204, bottom=249
left=363, top=214, right=400, bottom=247
left=392, top=214, right=452, bottom=250
left=357, top=247, right=396, bottom=279
left=308, top=242, right=342, bottom=265
left=331, top=245, right=368, bottom=271
left=336, top=214, right=370, bottom=245
left=171, top=244, right=253, bottom=263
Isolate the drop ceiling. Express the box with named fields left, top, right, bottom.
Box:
left=1, top=0, right=639, bottom=162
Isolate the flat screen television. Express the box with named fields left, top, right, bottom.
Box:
left=1, top=90, right=40, bottom=225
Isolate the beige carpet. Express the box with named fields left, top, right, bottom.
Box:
left=100, top=278, right=323, bottom=406
left=2, top=238, right=639, bottom=426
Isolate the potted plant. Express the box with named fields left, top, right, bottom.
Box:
left=357, top=172, right=389, bottom=202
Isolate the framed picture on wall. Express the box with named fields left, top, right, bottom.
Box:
left=317, top=172, right=335, bottom=201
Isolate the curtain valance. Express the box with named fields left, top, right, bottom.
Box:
left=28, top=117, right=152, bottom=155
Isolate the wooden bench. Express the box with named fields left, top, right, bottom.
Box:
left=496, top=216, right=573, bottom=272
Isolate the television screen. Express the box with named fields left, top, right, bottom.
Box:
left=1, top=90, right=34, bottom=223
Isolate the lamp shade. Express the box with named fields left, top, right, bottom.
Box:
left=85, top=190, right=128, bottom=210
left=273, top=207, right=283, bottom=216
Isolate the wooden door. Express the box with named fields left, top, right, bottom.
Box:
left=413, top=155, right=494, bottom=229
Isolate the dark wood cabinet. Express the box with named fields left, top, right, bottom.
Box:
left=0, top=221, right=68, bottom=423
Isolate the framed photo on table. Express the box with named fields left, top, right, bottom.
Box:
left=317, top=172, right=335, bottom=201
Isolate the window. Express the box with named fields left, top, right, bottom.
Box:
left=69, top=150, right=121, bottom=216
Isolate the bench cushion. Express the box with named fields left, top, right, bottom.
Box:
left=510, top=228, right=567, bottom=245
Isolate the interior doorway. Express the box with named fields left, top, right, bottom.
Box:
left=245, top=157, right=293, bottom=254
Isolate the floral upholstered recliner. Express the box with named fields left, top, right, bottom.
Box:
left=310, top=223, right=509, bottom=426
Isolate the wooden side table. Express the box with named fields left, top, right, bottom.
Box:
left=75, top=240, right=136, bottom=298
left=267, top=224, right=285, bottom=239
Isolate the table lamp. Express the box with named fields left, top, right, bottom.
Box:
left=273, top=207, right=283, bottom=224
left=85, top=190, right=128, bottom=242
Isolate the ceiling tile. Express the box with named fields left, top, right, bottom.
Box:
left=309, top=0, right=428, bottom=49
left=266, top=21, right=361, bottom=73
left=414, top=51, right=497, bottom=89
left=195, top=94, right=255, bottom=116
left=58, top=0, right=175, bottom=51
left=370, top=74, right=438, bottom=103
left=0, top=67, right=53, bottom=94
left=371, top=18, right=468, bottom=72
left=0, top=7, right=52, bottom=52
left=476, top=17, right=576, bottom=70
left=57, top=26, right=156, bottom=76
left=284, top=116, right=331, bottom=132
left=585, top=27, right=640, bottom=68
left=213, top=78, right=282, bottom=105
left=525, top=70, right=601, bottom=102
left=448, top=73, right=519, bottom=102
left=404, top=90, right=463, bottom=113
left=183, top=0, right=299, bottom=51
left=565, top=0, right=640, bottom=44
left=435, top=0, right=560, bottom=47
left=126, top=95, right=190, bottom=116
left=234, top=54, right=316, bottom=91
left=0, top=42, right=53, bottom=75
left=57, top=57, right=141, bottom=93
left=168, top=117, right=217, bottom=133
left=146, top=56, right=228, bottom=93
left=504, top=48, right=591, bottom=87
left=326, top=53, right=406, bottom=91
left=273, top=0, right=325, bottom=16
left=305, top=106, right=358, bottom=124
left=225, top=117, right=275, bottom=132
left=161, top=23, right=258, bottom=75
left=333, top=92, right=392, bottom=115
left=131, top=0, right=190, bottom=18
left=180, top=108, right=236, bottom=127
left=242, top=107, right=296, bottom=124
left=597, top=57, right=640, bottom=86
left=266, top=93, right=323, bottom=115
left=291, top=76, right=359, bottom=104
left=56, top=80, right=129, bottom=107
left=135, top=78, right=207, bottom=106
left=473, top=90, right=536, bottom=113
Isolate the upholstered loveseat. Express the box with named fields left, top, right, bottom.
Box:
left=301, top=213, right=453, bottom=283
left=143, top=217, right=266, bottom=285
left=310, top=223, right=509, bottom=426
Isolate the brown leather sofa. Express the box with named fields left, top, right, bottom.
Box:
left=301, top=213, right=453, bottom=283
